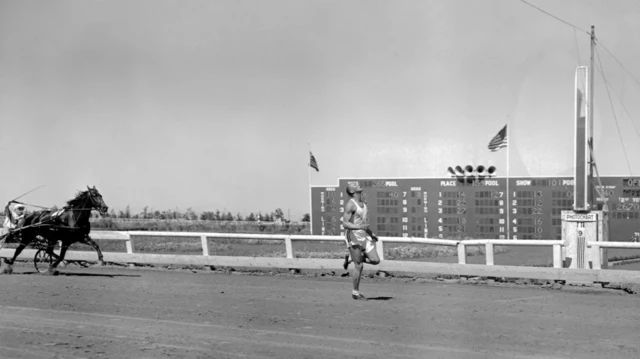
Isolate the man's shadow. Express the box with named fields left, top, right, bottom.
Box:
left=18, top=271, right=140, bottom=278
left=366, top=296, right=394, bottom=301
left=58, top=272, right=141, bottom=278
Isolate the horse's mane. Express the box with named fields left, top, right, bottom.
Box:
left=66, top=190, right=89, bottom=207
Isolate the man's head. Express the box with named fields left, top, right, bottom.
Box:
left=346, top=182, right=363, bottom=197
left=15, top=204, right=25, bottom=213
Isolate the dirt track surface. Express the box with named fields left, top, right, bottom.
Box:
left=1, top=265, right=640, bottom=359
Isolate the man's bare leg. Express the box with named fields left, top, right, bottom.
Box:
left=349, top=246, right=366, bottom=299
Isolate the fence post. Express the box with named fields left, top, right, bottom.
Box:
left=553, top=244, right=562, bottom=268
left=201, top=235, right=209, bottom=256
left=285, top=236, right=293, bottom=259
left=125, top=238, right=133, bottom=254
left=590, top=244, right=601, bottom=270
left=485, top=242, right=494, bottom=265
left=124, top=233, right=134, bottom=268
left=457, top=243, right=466, bottom=264
left=376, top=239, right=384, bottom=261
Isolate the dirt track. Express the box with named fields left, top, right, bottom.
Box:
left=1, top=265, right=640, bottom=359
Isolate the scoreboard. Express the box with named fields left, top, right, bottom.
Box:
left=311, top=176, right=640, bottom=241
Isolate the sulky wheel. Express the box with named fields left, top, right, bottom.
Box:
left=34, top=249, right=53, bottom=273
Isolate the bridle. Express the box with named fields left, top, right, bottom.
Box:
left=66, top=190, right=107, bottom=218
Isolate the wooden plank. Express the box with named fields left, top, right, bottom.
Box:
left=121, top=231, right=462, bottom=246
left=457, top=244, right=466, bottom=265
left=375, top=237, right=459, bottom=246
left=588, top=241, right=640, bottom=249
left=485, top=243, right=494, bottom=266
left=201, top=235, right=209, bottom=256
left=90, top=231, right=130, bottom=240
left=591, top=245, right=601, bottom=270
left=126, top=231, right=288, bottom=240
left=284, top=236, right=293, bottom=259
left=464, top=239, right=562, bottom=246
left=553, top=244, right=562, bottom=268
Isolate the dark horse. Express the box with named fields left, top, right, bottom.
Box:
left=2, top=186, right=109, bottom=275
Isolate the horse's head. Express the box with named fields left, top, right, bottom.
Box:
left=87, top=186, right=109, bottom=215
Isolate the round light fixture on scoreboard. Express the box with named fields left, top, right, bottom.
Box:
left=479, top=166, right=497, bottom=180
left=447, top=165, right=497, bottom=177
left=446, top=165, right=499, bottom=183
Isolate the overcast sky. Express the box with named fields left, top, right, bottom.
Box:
left=1, top=0, right=639, bottom=220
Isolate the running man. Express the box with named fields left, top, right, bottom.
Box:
left=341, top=182, right=380, bottom=300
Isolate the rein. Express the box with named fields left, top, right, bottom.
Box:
left=11, top=201, right=54, bottom=210
left=11, top=201, right=97, bottom=212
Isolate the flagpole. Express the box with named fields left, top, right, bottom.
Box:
left=506, top=116, right=511, bottom=240
left=308, top=143, right=313, bottom=235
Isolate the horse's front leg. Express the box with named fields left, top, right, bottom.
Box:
left=45, top=242, right=69, bottom=276
left=83, top=235, right=105, bottom=266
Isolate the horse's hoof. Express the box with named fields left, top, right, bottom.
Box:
left=2, top=266, right=13, bottom=275
left=99, top=260, right=106, bottom=266
left=59, top=261, right=67, bottom=268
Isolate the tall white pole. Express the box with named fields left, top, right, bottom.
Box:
left=308, top=143, right=313, bottom=234
left=506, top=116, right=511, bottom=240
left=589, top=25, right=596, bottom=210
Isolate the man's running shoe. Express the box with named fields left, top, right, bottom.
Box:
left=343, top=254, right=350, bottom=270
left=352, top=293, right=366, bottom=300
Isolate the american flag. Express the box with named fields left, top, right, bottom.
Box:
left=488, top=125, right=508, bottom=152
left=309, top=151, right=319, bottom=172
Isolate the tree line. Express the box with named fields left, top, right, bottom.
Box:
left=90, top=205, right=311, bottom=223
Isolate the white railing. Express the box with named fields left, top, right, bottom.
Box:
left=587, top=240, right=640, bottom=270
left=461, top=239, right=564, bottom=267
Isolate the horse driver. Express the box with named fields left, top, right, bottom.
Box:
left=2, top=202, right=26, bottom=235
left=341, top=182, right=380, bottom=300
left=1, top=202, right=26, bottom=253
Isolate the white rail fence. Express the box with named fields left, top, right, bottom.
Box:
left=110, top=231, right=567, bottom=268
left=2, top=230, right=640, bottom=284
